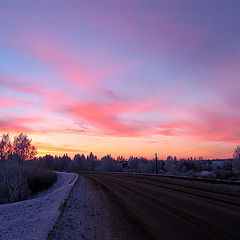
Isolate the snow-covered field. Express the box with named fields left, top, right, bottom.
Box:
left=0, top=171, right=78, bottom=240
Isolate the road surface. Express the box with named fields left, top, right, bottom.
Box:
left=84, top=173, right=240, bottom=240
left=49, top=173, right=240, bottom=240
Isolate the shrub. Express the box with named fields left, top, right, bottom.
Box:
left=214, top=169, right=239, bottom=180
left=196, top=171, right=216, bottom=179
left=0, top=163, right=31, bottom=204
left=23, top=166, right=57, bottom=194
left=0, top=161, right=57, bottom=204
left=184, top=169, right=196, bottom=177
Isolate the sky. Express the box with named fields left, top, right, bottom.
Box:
left=0, top=0, right=240, bottom=159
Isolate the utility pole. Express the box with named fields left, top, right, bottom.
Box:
left=155, top=153, right=158, bottom=174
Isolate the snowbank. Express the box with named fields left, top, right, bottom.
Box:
left=0, top=171, right=78, bottom=240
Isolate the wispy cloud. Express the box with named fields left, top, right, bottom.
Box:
left=0, top=0, right=239, bottom=157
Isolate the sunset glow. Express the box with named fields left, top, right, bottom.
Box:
left=1, top=0, right=240, bottom=159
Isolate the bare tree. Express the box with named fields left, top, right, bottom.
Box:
left=0, top=133, right=12, bottom=161
left=233, top=145, right=240, bottom=160
left=233, top=145, right=240, bottom=171
left=13, top=133, right=37, bottom=163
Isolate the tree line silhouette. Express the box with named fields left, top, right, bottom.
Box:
left=1, top=133, right=240, bottom=204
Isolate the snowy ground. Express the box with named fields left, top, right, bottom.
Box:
left=49, top=176, right=112, bottom=240
left=0, top=171, right=78, bottom=240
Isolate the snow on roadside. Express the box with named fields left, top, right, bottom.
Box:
left=0, top=171, right=78, bottom=240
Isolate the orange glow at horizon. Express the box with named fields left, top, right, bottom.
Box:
left=31, top=133, right=235, bottom=160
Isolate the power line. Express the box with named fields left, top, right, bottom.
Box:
left=178, top=142, right=230, bottom=156
left=201, top=149, right=234, bottom=159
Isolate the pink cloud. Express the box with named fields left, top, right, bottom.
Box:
left=0, top=75, right=66, bottom=106
left=2, top=73, right=239, bottom=142
left=0, top=119, right=33, bottom=133
left=0, top=98, right=21, bottom=108
left=156, top=109, right=240, bottom=143
left=9, top=34, right=128, bottom=91
left=64, top=98, right=160, bottom=137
